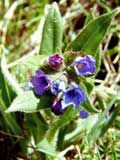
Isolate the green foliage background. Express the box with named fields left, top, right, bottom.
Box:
left=0, top=0, right=120, bottom=159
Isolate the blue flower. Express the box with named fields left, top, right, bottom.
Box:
left=49, top=54, right=63, bottom=68
left=74, top=55, right=96, bottom=75
left=51, top=79, right=66, bottom=95
left=61, top=85, right=86, bottom=109
left=79, top=109, right=89, bottom=119
left=31, top=70, right=50, bottom=95
left=52, top=98, right=65, bottom=115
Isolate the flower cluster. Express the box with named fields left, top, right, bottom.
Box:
left=25, top=53, right=96, bottom=118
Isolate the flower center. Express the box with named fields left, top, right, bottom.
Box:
left=77, top=64, right=83, bottom=70
left=68, top=89, right=77, bottom=97
left=40, top=76, right=49, bottom=86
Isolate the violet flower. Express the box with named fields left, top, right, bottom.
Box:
left=51, top=79, right=66, bottom=95
left=49, top=54, right=63, bottom=68
left=61, top=85, right=86, bottom=109
left=74, top=55, right=96, bottom=75
left=52, top=98, right=65, bottom=116
left=79, top=109, right=89, bottom=119
left=31, top=70, right=50, bottom=95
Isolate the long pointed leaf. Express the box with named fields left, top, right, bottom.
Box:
left=39, top=2, right=63, bottom=55
left=66, top=11, right=115, bottom=55
left=89, top=91, right=120, bottom=144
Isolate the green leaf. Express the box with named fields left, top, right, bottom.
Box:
left=66, top=11, right=115, bottom=55
left=25, top=113, right=48, bottom=144
left=100, top=105, right=120, bottom=137
left=64, top=114, right=99, bottom=145
left=6, top=91, right=39, bottom=113
left=7, top=54, right=48, bottom=69
left=57, top=127, right=67, bottom=150
left=82, top=96, right=100, bottom=113
left=0, top=90, right=22, bottom=134
left=84, top=10, right=94, bottom=25
left=0, top=56, right=22, bottom=133
left=1, top=54, right=23, bottom=94
left=47, top=106, right=81, bottom=142
left=95, top=45, right=102, bottom=74
left=19, top=55, right=48, bottom=71
left=85, top=10, right=102, bottom=75
left=8, top=54, right=48, bottom=71
left=39, top=2, right=63, bottom=55
left=89, top=90, right=120, bottom=144
left=6, top=91, right=53, bottom=113
left=83, top=78, right=95, bottom=95
left=8, top=54, right=49, bottom=83
left=0, top=66, right=14, bottom=106
left=36, top=138, right=57, bottom=157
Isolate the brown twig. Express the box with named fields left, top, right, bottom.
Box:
left=0, top=130, right=24, bottom=139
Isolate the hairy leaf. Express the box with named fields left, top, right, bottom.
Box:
left=39, top=2, right=63, bottom=55
left=6, top=91, right=53, bottom=113
left=36, top=138, right=57, bottom=157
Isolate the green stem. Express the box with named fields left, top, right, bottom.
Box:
left=0, top=91, right=22, bottom=134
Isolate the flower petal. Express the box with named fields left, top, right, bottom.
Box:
left=80, top=109, right=89, bottom=119
left=62, top=85, right=86, bottom=109
left=35, top=70, right=44, bottom=77
left=52, top=99, right=65, bottom=115
left=31, top=70, right=50, bottom=95
left=51, top=79, right=66, bottom=95
left=74, top=55, right=96, bottom=75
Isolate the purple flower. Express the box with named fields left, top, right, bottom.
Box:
left=61, top=85, right=86, bottom=109
left=31, top=70, right=50, bottom=95
left=49, top=54, right=63, bottom=68
left=79, top=109, right=89, bottom=119
left=52, top=98, right=65, bottom=115
left=74, top=55, right=96, bottom=75
left=51, top=79, right=66, bottom=95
